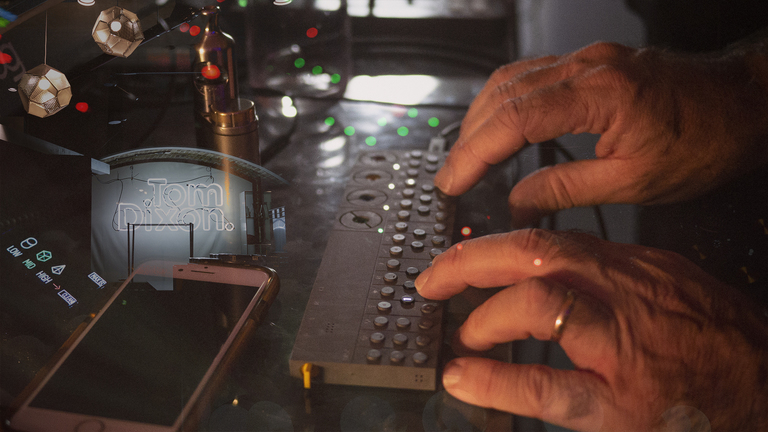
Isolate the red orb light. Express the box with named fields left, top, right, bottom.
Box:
left=189, top=25, right=201, bottom=36
left=461, top=227, right=472, bottom=237
left=306, top=27, right=318, bottom=38
left=201, top=64, right=221, bottom=80
left=179, top=23, right=190, bottom=32
left=75, top=102, right=89, bottom=113
left=533, top=258, right=543, bottom=266
left=0, top=53, right=12, bottom=65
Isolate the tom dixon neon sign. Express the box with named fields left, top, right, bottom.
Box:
left=116, top=178, right=235, bottom=232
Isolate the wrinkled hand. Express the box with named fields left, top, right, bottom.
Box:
left=415, top=229, right=768, bottom=432
left=436, top=42, right=768, bottom=227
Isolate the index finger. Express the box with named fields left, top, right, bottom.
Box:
left=415, top=229, right=571, bottom=300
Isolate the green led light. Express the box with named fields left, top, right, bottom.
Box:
left=377, top=118, right=387, bottom=127
left=0, top=18, right=9, bottom=28
left=238, top=0, right=247, bottom=7
left=397, top=126, right=409, bottom=137
left=344, top=126, right=356, bottom=136
left=407, top=108, right=418, bottom=118
left=378, top=228, right=384, bottom=234
left=330, top=73, right=341, bottom=84
left=294, top=58, right=305, bottom=68
left=325, top=117, right=336, bottom=126
left=312, top=65, right=323, bottom=75
left=365, top=136, right=377, bottom=146
left=428, top=117, right=440, bottom=127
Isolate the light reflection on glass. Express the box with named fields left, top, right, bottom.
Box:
left=319, top=155, right=345, bottom=169
left=320, top=136, right=347, bottom=152
left=345, top=75, right=440, bottom=105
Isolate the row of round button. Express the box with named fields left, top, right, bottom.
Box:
left=369, top=331, right=432, bottom=348
left=367, top=349, right=429, bottom=365
left=372, top=315, right=436, bottom=330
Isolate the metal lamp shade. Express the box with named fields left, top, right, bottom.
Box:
left=18, top=64, right=72, bottom=118
left=92, top=6, right=144, bottom=58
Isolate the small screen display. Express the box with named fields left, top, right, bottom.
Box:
left=28, top=277, right=260, bottom=426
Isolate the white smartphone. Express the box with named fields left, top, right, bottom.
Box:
left=9, top=261, right=279, bottom=432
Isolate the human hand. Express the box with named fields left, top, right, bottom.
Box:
left=436, top=42, right=768, bottom=227
left=415, top=229, right=768, bottom=432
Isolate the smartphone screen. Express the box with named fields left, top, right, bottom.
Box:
left=16, top=268, right=268, bottom=428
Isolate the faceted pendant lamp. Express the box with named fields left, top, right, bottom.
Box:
left=92, top=6, right=144, bottom=58
left=18, top=64, right=72, bottom=118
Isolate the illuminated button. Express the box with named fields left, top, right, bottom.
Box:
left=435, top=212, right=447, bottom=222
left=399, top=199, right=413, bottom=210
left=431, top=236, right=446, bottom=247
left=411, top=241, right=425, bottom=253
left=396, top=317, right=411, bottom=330
left=403, top=280, right=416, bottom=290
left=409, top=159, right=421, bottom=168
left=392, top=234, right=406, bottom=245
left=413, top=229, right=427, bottom=239
left=421, top=184, right=435, bottom=193
left=413, top=352, right=429, bottom=365
left=419, top=195, right=433, bottom=204
left=389, top=246, right=403, bottom=257
left=416, top=335, right=431, bottom=348
left=377, top=301, right=393, bottom=313
left=406, top=267, right=420, bottom=278
left=384, top=272, right=398, bottom=284
left=429, top=248, right=443, bottom=258
left=417, top=206, right=431, bottom=216
left=367, top=349, right=382, bottom=363
left=370, top=332, right=385, bottom=345
left=395, top=222, right=409, bottom=232
left=402, top=188, right=415, bottom=199
left=419, top=318, right=435, bottom=330
left=386, top=259, right=401, bottom=270
left=374, top=316, right=389, bottom=328
left=425, top=164, right=438, bottom=173
left=381, top=286, right=395, bottom=298
left=411, top=150, right=423, bottom=159
left=426, top=154, right=439, bottom=164
left=401, top=296, right=415, bottom=307
left=434, top=223, right=447, bottom=234
left=393, top=333, right=409, bottom=348
left=406, top=169, right=419, bottom=178
left=397, top=211, right=411, bottom=221
left=390, top=351, right=405, bottom=364
left=405, top=178, right=417, bottom=187
left=421, top=303, right=438, bottom=314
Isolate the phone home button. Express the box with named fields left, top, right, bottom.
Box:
left=75, top=419, right=106, bottom=432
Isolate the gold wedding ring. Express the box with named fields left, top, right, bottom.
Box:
left=551, top=290, right=576, bottom=342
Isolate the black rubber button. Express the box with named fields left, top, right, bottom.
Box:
left=431, top=236, right=446, bottom=247
left=392, top=234, right=406, bottom=245
left=403, top=280, right=416, bottom=290
left=416, top=335, right=431, bottom=348
left=374, top=316, right=389, bottom=328
left=384, top=272, right=398, bottom=284
left=418, top=318, right=434, bottom=330
left=433, top=223, right=447, bottom=234
left=399, top=199, right=413, bottom=210
left=377, top=301, right=392, bottom=312
left=396, top=317, right=411, bottom=330
left=406, top=267, right=420, bottom=278
left=397, top=211, right=411, bottom=221
left=390, top=351, right=405, bottom=364
left=402, top=188, right=415, bottom=199
left=370, top=332, right=385, bottom=345
left=418, top=206, right=431, bottom=216
left=413, top=229, right=427, bottom=239
left=387, top=259, right=401, bottom=270
left=381, top=286, right=395, bottom=298
left=401, top=296, right=415, bottom=307
left=421, top=303, right=438, bottom=314
left=395, top=222, right=409, bottom=232
left=393, top=333, right=409, bottom=348
left=420, top=194, right=433, bottom=204
left=367, top=349, right=382, bottom=363
left=421, top=184, right=435, bottom=193
left=389, top=246, right=403, bottom=257
left=413, top=352, right=429, bottom=365
left=429, top=248, right=443, bottom=258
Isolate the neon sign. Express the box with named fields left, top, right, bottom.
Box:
left=116, top=178, right=235, bottom=232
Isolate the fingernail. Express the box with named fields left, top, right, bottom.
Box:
left=442, top=360, right=463, bottom=388
left=434, top=164, right=453, bottom=193
left=414, top=267, right=432, bottom=293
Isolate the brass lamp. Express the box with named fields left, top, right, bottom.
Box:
left=92, top=6, right=144, bottom=58
left=18, top=64, right=72, bottom=118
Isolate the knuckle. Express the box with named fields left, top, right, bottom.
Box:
left=541, top=168, right=579, bottom=210
left=577, top=41, right=633, bottom=61
left=523, top=364, right=556, bottom=415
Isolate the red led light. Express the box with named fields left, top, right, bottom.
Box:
left=189, top=25, right=201, bottom=36
left=456, top=244, right=464, bottom=251
left=201, top=65, right=221, bottom=80
left=533, top=258, right=542, bottom=266
left=306, top=27, right=318, bottom=38
left=75, top=102, right=89, bottom=113
left=461, top=227, right=472, bottom=236
left=179, top=23, right=190, bottom=33
left=0, top=53, right=12, bottom=65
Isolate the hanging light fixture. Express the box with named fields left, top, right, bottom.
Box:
left=18, top=11, right=71, bottom=118
left=18, top=64, right=72, bottom=118
left=92, top=6, right=144, bottom=58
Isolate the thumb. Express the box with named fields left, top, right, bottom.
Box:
left=508, top=158, right=633, bottom=228
left=442, top=357, right=607, bottom=432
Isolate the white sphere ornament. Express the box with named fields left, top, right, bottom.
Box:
left=18, top=64, right=72, bottom=118
left=92, top=6, right=144, bottom=58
